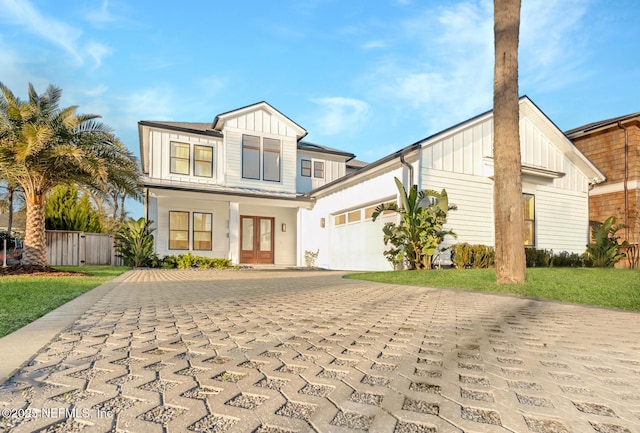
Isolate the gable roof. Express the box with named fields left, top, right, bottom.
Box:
left=212, top=101, right=307, bottom=140
left=565, top=112, right=640, bottom=138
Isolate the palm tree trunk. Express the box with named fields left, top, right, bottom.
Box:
left=22, top=194, right=48, bottom=266
left=493, top=0, right=526, bottom=284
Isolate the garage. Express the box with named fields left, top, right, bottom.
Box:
left=329, top=203, right=396, bottom=271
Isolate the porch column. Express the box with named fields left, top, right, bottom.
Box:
left=229, top=202, right=239, bottom=264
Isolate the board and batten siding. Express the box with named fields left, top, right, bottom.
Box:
left=148, top=129, right=222, bottom=184
left=420, top=101, right=593, bottom=254
left=224, top=128, right=297, bottom=194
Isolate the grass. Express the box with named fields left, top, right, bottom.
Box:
left=0, top=266, right=129, bottom=338
left=345, top=267, right=640, bottom=311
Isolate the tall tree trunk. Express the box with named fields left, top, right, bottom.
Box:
left=6, top=185, right=13, bottom=238
left=493, top=0, right=526, bottom=284
left=22, top=194, right=48, bottom=266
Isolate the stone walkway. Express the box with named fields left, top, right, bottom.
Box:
left=0, top=269, right=639, bottom=433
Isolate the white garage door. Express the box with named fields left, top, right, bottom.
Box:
left=329, top=204, right=397, bottom=271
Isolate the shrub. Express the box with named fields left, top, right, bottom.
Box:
left=159, top=253, right=233, bottom=269
left=452, top=243, right=473, bottom=269
left=304, top=249, right=319, bottom=268
left=551, top=251, right=583, bottom=267
left=584, top=216, right=626, bottom=267
left=114, top=218, right=156, bottom=267
left=525, top=248, right=552, bottom=267
left=472, top=244, right=495, bottom=269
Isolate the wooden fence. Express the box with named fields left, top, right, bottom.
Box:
left=46, top=230, right=123, bottom=266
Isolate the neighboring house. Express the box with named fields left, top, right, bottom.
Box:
left=565, top=113, right=640, bottom=245
left=139, top=97, right=605, bottom=270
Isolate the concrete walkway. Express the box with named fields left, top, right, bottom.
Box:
left=0, top=269, right=639, bottom=433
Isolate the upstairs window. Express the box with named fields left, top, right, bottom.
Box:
left=301, top=159, right=311, bottom=177
left=242, top=135, right=260, bottom=180
left=263, top=138, right=281, bottom=182
left=314, top=161, right=325, bottom=179
left=523, top=194, right=535, bottom=246
left=242, top=134, right=281, bottom=182
left=194, top=145, right=213, bottom=177
left=169, top=211, right=189, bottom=249
left=170, top=142, right=190, bottom=175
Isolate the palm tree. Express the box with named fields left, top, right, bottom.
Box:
left=0, top=82, right=141, bottom=267
left=493, top=0, right=526, bottom=283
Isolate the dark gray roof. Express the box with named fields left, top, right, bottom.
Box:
left=138, top=121, right=223, bottom=137
left=565, top=112, right=640, bottom=137
left=297, top=140, right=355, bottom=159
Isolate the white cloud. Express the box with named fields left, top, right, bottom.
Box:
left=360, top=0, right=591, bottom=133
left=362, top=40, right=390, bottom=49
left=83, top=0, right=116, bottom=26
left=311, top=97, right=370, bottom=136
left=0, top=0, right=112, bottom=67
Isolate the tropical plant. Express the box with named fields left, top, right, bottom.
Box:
left=0, top=82, right=141, bottom=266
left=493, top=0, right=526, bottom=283
left=584, top=216, right=626, bottom=267
left=524, top=248, right=552, bottom=268
left=372, top=177, right=455, bottom=270
left=452, top=243, right=473, bottom=269
left=45, top=184, right=103, bottom=233
left=114, top=217, right=156, bottom=267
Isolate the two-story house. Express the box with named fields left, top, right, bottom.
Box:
left=139, top=97, right=605, bottom=270
left=139, top=101, right=354, bottom=266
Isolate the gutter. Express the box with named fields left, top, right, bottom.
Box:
left=399, top=154, right=414, bottom=188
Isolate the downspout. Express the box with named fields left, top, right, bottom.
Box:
left=617, top=121, right=629, bottom=241
left=399, top=154, right=414, bottom=188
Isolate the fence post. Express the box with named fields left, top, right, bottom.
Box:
left=2, top=239, right=6, bottom=268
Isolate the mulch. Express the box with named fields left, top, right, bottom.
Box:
left=0, top=265, right=84, bottom=277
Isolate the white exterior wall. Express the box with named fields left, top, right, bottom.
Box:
left=153, top=192, right=230, bottom=259
left=296, top=152, right=347, bottom=193
left=301, top=165, right=407, bottom=271
left=533, top=187, right=589, bottom=253
left=420, top=100, right=593, bottom=255
left=147, top=129, right=223, bottom=184
left=223, top=108, right=299, bottom=193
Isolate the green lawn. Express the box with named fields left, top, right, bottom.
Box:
left=0, top=266, right=129, bottom=338
left=345, top=268, right=640, bottom=311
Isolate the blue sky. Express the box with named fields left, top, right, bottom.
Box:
left=1, top=0, right=638, bottom=217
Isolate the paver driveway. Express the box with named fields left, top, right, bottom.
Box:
left=0, top=269, right=639, bottom=433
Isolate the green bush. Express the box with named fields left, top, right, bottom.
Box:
left=525, top=248, right=552, bottom=267
left=159, top=253, right=233, bottom=269
left=584, top=216, right=626, bottom=267
left=551, top=251, right=583, bottom=267
left=471, top=245, right=495, bottom=269
left=451, top=243, right=473, bottom=269
left=114, top=218, right=156, bottom=267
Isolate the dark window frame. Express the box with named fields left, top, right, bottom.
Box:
left=193, top=145, right=214, bottom=178
left=242, top=134, right=261, bottom=180
left=523, top=194, right=535, bottom=247
left=262, top=137, right=281, bottom=182
left=170, top=141, right=190, bottom=175
left=301, top=159, right=311, bottom=177
left=192, top=212, right=213, bottom=251
left=313, top=161, right=324, bottom=179
left=169, top=211, right=189, bottom=250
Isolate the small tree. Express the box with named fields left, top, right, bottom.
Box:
left=45, top=184, right=103, bottom=233
left=585, top=216, right=626, bottom=267
left=115, top=218, right=156, bottom=267
left=372, top=177, right=455, bottom=270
